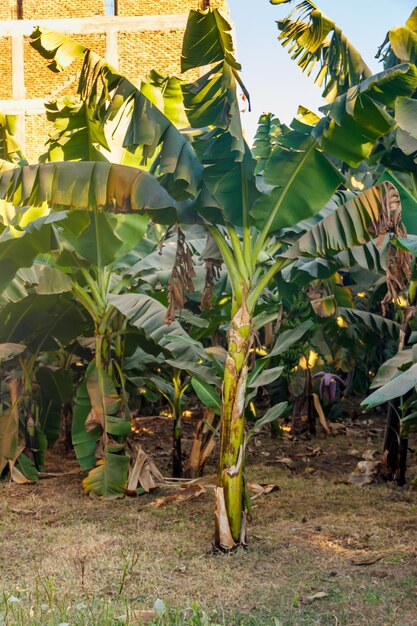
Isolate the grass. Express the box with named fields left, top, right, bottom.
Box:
left=1, top=422, right=417, bottom=625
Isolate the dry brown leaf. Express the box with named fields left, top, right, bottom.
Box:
left=127, top=447, right=147, bottom=493
left=142, top=458, right=164, bottom=492
left=362, top=449, right=379, bottom=461
left=1, top=505, right=36, bottom=515
left=300, top=591, right=328, bottom=605
left=165, top=227, right=196, bottom=324
left=38, top=470, right=80, bottom=479
left=147, top=483, right=206, bottom=508
left=0, top=379, right=20, bottom=475
left=312, top=394, right=332, bottom=435
left=349, top=460, right=381, bottom=486
left=186, top=409, right=218, bottom=476
left=350, top=554, right=383, bottom=566
left=214, top=486, right=236, bottom=551
left=200, top=437, right=217, bottom=466
left=276, top=457, right=294, bottom=467
left=11, top=465, right=34, bottom=484
left=126, top=442, right=164, bottom=494
left=84, top=408, right=104, bottom=432
left=293, top=447, right=322, bottom=458
left=248, top=482, right=279, bottom=500
left=329, top=422, right=347, bottom=435
left=117, top=609, right=156, bottom=624
left=186, top=474, right=217, bottom=487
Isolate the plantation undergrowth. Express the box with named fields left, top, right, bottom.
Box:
left=1, top=417, right=417, bottom=626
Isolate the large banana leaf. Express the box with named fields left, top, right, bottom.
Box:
left=0, top=213, right=62, bottom=293
left=395, top=96, right=417, bottom=158
left=59, top=210, right=148, bottom=269
left=251, top=117, right=343, bottom=232
left=73, top=362, right=130, bottom=497
left=36, top=366, right=73, bottom=445
left=0, top=262, right=72, bottom=306
left=0, top=294, right=86, bottom=353
left=72, top=379, right=98, bottom=471
left=108, top=292, right=202, bottom=363
left=83, top=449, right=129, bottom=498
left=41, top=98, right=110, bottom=162
left=252, top=113, right=283, bottom=175
left=181, top=9, right=240, bottom=72
left=318, top=64, right=417, bottom=167
left=283, top=182, right=404, bottom=259
left=30, top=28, right=201, bottom=199
left=180, top=9, right=257, bottom=226
left=338, top=308, right=399, bottom=340
left=362, top=362, right=417, bottom=409
left=370, top=349, right=413, bottom=390
left=141, top=71, right=189, bottom=130
left=271, top=0, right=371, bottom=101
left=0, top=162, right=178, bottom=224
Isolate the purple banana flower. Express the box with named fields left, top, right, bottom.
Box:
left=313, top=372, right=345, bottom=404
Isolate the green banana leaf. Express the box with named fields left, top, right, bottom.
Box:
left=191, top=376, right=222, bottom=415
left=319, top=64, right=417, bottom=166
left=36, top=367, right=74, bottom=446
left=395, top=96, right=417, bottom=156
left=0, top=294, right=86, bottom=353
left=141, top=71, right=189, bottom=130
left=252, top=401, right=288, bottom=433
left=272, top=0, right=371, bottom=101
left=283, top=183, right=400, bottom=259
left=60, top=210, right=148, bottom=269
left=0, top=114, right=27, bottom=165
left=181, top=8, right=256, bottom=226
left=252, top=118, right=344, bottom=232
left=73, top=362, right=131, bottom=496
left=377, top=8, right=417, bottom=69
left=72, top=378, right=98, bottom=471
left=338, top=308, right=399, bottom=339
left=82, top=448, right=129, bottom=499
left=252, top=113, right=283, bottom=175
left=108, top=292, right=203, bottom=363
left=41, top=97, right=110, bottom=162
left=268, top=319, right=314, bottom=358
left=362, top=362, right=417, bottom=409
left=0, top=162, right=179, bottom=225
left=0, top=212, right=63, bottom=293
left=30, top=27, right=201, bottom=199
left=370, top=350, right=413, bottom=389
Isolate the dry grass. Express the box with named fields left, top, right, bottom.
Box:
left=1, top=421, right=417, bottom=625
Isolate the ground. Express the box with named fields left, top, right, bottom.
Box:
left=1, top=414, right=417, bottom=626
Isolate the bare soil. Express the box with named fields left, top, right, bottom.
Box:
left=1, top=411, right=417, bottom=625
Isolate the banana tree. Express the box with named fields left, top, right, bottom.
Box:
left=178, top=9, right=417, bottom=549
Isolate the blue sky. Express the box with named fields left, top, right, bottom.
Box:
left=227, top=0, right=416, bottom=143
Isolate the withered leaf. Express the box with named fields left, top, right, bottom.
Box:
left=350, top=554, right=383, bottom=566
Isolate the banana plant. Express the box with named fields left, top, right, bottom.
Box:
left=0, top=290, right=86, bottom=480
left=179, top=9, right=417, bottom=549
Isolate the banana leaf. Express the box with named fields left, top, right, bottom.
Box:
left=272, top=0, right=371, bottom=101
